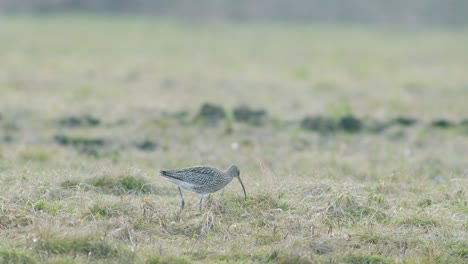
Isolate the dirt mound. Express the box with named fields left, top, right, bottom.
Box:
left=394, top=117, right=417, bottom=126
left=339, top=115, right=362, bottom=133
left=195, top=103, right=226, bottom=125
left=54, top=134, right=105, bottom=156
left=431, top=119, right=454, bottom=128
left=233, top=106, right=267, bottom=125
left=58, top=114, right=101, bottom=127
left=134, top=139, right=157, bottom=152
left=301, top=116, right=337, bottom=133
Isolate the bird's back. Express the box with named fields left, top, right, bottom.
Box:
left=160, top=166, right=224, bottom=186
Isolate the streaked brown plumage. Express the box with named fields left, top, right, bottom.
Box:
left=160, top=164, right=246, bottom=210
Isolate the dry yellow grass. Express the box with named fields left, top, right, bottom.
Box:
left=0, top=15, right=467, bottom=263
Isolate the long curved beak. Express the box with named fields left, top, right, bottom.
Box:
left=237, top=176, right=247, bottom=201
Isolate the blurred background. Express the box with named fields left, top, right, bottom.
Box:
left=0, top=1, right=467, bottom=168
left=1, top=0, right=468, bottom=26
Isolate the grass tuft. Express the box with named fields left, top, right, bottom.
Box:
left=19, top=148, right=51, bottom=162
left=254, top=234, right=282, bottom=246
left=417, top=198, right=433, bottom=208
left=0, top=250, right=37, bottom=264
left=450, top=242, right=468, bottom=259
left=399, top=216, right=440, bottom=228
left=327, top=192, right=387, bottom=222
left=343, top=254, right=391, bottom=264
left=36, top=235, right=125, bottom=260
left=119, top=176, right=152, bottom=193
left=0, top=207, right=32, bottom=229
left=60, top=179, right=81, bottom=189
left=88, top=203, right=119, bottom=218
left=266, top=250, right=310, bottom=264
left=89, top=175, right=116, bottom=189
left=30, top=199, right=45, bottom=212
left=88, top=175, right=153, bottom=195
left=358, top=232, right=393, bottom=246
left=146, top=256, right=191, bottom=264
left=246, top=193, right=288, bottom=211
left=453, top=247, right=468, bottom=259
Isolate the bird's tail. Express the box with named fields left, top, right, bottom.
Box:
left=159, top=170, right=182, bottom=181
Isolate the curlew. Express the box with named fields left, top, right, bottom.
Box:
left=160, top=164, right=246, bottom=210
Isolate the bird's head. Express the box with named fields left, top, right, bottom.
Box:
left=226, top=164, right=246, bottom=201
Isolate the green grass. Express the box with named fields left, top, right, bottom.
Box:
left=343, top=254, right=391, bottom=264
left=0, top=14, right=467, bottom=263
left=37, top=235, right=120, bottom=258
left=87, top=174, right=156, bottom=195
left=0, top=250, right=36, bottom=264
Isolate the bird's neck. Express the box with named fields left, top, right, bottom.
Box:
left=222, top=174, right=234, bottom=186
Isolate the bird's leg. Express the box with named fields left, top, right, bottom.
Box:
left=219, top=188, right=225, bottom=203
left=178, top=187, right=185, bottom=209
left=206, top=194, right=213, bottom=208
left=199, top=194, right=206, bottom=211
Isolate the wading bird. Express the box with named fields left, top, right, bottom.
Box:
left=160, top=164, right=246, bottom=210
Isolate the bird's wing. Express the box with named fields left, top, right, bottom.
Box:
left=160, top=166, right=221, bottom=185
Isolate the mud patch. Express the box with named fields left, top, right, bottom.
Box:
left=233, top=106, right=267, bottom=125
left=339, top=116, right=362, bottom=133
left=134, top=139, right=157, bottom=152
left=301, top=116, right=337, bottom=133
left=394, top=117, right=417, bottom=126
left=195, top=103, right=226, bottom=125
left=58, top=114, right=100, bottom=127
left=431, top=119, right=454, bottom=128
left=53, top=134, right=105, bottom=156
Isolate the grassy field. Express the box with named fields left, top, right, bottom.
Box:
left=0, top=15, right=467, bottom=263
